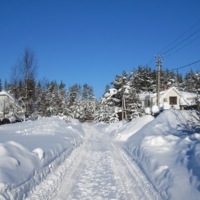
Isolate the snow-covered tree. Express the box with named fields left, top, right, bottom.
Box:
left=192, top=72, right=200, bottom=95
left=67, top=84, right=81, bottom=106
left=4, top=79, right=9, bottom=91
left=67, top=84, right=96, bottom=121
left=0, top=79, right=2, bottom=92
left=104, top=84, right=110, bottom=95
left=8, top=48, right=38, bottom=116
left=184, top=70, right=196, bottom=92
left=34, top=81, right=45, bottom=116
left=98, top=70, right=146, bottom=122
left=94, top=105, right=118, bottom=123
left=81, top=84, right=96, bottom=121
left=130, top=66, right=156, bottom=93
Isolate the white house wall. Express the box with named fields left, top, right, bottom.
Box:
left=150, top=89, right=180, bottom=109
left=141, top=100, right=146, bottom=108
left=151, top=96, right=157, bottom=107
left=164, top=89, right=180, bottom=109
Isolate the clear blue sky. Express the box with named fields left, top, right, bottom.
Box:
left=1, top=0, right=200, bottom=99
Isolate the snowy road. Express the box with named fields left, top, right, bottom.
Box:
left=27, top=123, right=161, bottom=200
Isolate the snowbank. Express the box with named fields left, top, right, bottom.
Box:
left=124, top=110, right=200, bottom=199
left=99, top=115, right=154, bottom=141
left=2, top=110, right=200, bottom=199
left=0, top=116, right=84, bottom=200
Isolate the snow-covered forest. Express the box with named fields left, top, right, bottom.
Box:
left=1, top=48, right=200, bottom=123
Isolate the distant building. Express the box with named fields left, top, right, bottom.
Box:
left=138, top=87, right=197, bottom=110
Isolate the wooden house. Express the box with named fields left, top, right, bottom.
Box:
left=138, top=87, right=197, bottom=110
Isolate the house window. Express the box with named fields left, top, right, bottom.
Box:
left=169, top=97, right=177, bottom=105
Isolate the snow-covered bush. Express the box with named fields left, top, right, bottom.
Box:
left=94, top=105, right=118, bottom=123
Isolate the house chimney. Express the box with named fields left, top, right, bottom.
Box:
left=163, top=84, right=167, bottom=91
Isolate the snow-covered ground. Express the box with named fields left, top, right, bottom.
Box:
left=0, top=117, right=84, bottom=200
left=1, top=110, right=200, bottom=199
left=113, top=110, right=200, bottom=199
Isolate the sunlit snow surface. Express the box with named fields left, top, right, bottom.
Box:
left=56, top=124, right=159, bottom=200
left=0, top=117, right=84, bottom=199
left=0, top=110, right=200, bottom=200
left=124, top=110, right=200, bottom=200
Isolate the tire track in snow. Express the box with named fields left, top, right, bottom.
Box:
left=56, top=124, right=161, bottom=200
left=84, top=125, right=161, bottom=200
left=114, top=145, right=162, bottom=200
left=26, top=128, right=90, bottom=200
left=55, top=133, right=91, bottom=199
left=57, top=124, right=127, bottom=199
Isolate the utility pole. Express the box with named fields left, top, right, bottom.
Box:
left=156, top=56, right=163, bottom=109
left=25, top=70, right=28, bottom=116
left=122, top=77, right=127, bottom=120
left=122, top=79, right=124, bottom=120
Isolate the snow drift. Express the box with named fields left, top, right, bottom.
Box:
left=102, top=115, right=154, bottom=141
left=0, top=116, right=84, bottom=200
left=1, top=110, right=200, bottom=199
left=124, top=110, right=200, bottom=200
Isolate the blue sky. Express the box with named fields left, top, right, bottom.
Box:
left=1, top=0, right=200, bottom=99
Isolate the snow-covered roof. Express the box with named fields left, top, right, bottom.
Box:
left=179, top=91, right=196, bottom=105
left=0, top=90, right=22, bottom=110
left=0, top=90, right=16, bottom=102
left=138, top=93, right=151, bottom=101
left=179, top=96, right=189, bottom=106
left=180, top=91, right=197, bottom=99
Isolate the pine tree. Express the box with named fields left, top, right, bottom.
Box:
left=104, top=84, right=110, bottom=94
left=82, top=84, right=89, bottom=100
left=94, top=105, right=118, bottom=123
left=0, top=79, right=2, bottom=92
left=58, top=81, right=70, bottom=115
left=184, top=70, right=195, bottom=92
left=176, top=71, right=184, bottom=91
left=194, top=73, right=200, bottom=97
left=4, top=79, right=8, bottom=91
left=81, top=84, right=96, bottom=121
left=34, top=81, right=46, bottom=116
left=67, top=84, right=81, bottom=106
left=47, top=81, right=59, bottom=115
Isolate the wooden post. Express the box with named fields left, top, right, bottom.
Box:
left=197, top=102, right=200, bottom=112
left=156, top=56, right=161, bottom=109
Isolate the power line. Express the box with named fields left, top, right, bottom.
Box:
left=145, top=19, right=200, bottom=66
left=170, top=59, right=200, bottom=71
left=165, top=34, right=200, bottom=58
left=159, top=19, right=200, bottom=55
left=163, top=27, right=200, bottom=55
left=146, top=58, right=155, bottom=67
